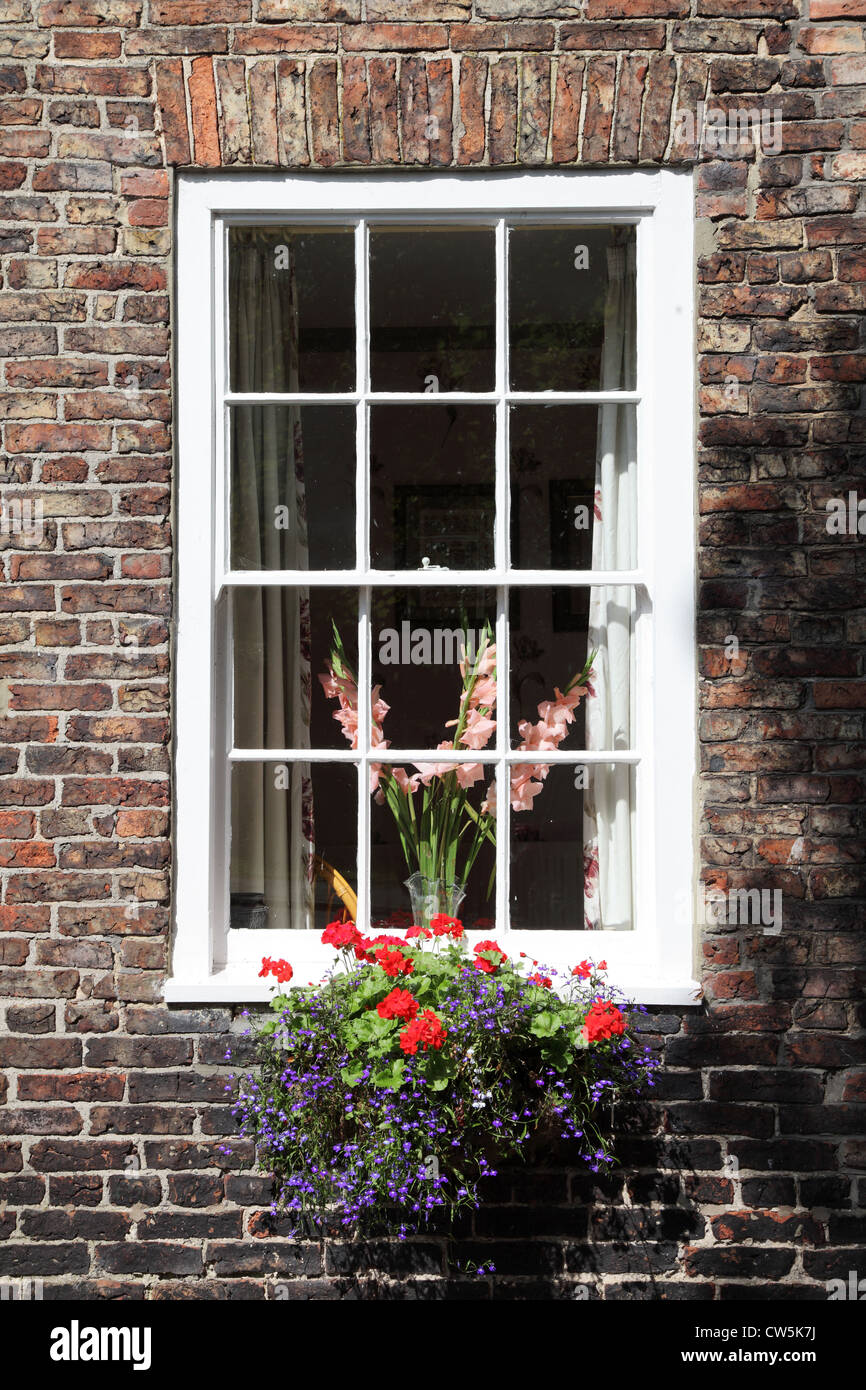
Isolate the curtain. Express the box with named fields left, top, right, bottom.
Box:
left=583, top=240, right=637, bottom=931
left=230, top=232, right=314, bottom=930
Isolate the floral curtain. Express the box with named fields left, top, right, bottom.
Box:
left=583, top=239, right=637, bottom=931
left=230, top=232, right=314, bottom=930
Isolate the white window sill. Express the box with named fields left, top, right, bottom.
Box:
left=163, top=968, right=701, bottom=1008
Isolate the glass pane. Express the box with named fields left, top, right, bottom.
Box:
left=232, top=587, right=358, bottom=751
left=510, top=586, right=633, bottom=750
left=370, top=405, right=495, bottom=569
left=230, top=761, right=357, bottom=931
left=509, top=226, right=636, bottom=392
left=229, top=226, right=355, bottom=394
left=370, top=586, right=496, bottom=750
left=371, top=763, right=496, bottom=934
left=510, top=763, right=634, bottom=931
left=369, top=227, right=495, bottom=392
left=230, top=405, right=355, bottom=570
left=511, top=404, right=636, bottom=570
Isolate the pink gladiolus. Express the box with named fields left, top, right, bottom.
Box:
left=481, top=780, right=497, bottom=818
left=455, top=762, right=484, bottom=790
left=460, top=709, right=497, bottom=751
left=392, top=766, right=421, bottom=795
left=471, top=674, right=498, bottom=709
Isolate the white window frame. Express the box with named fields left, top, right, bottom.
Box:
left=168, top=169, right=698, bottom=1006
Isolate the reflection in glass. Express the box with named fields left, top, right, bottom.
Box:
left=370, top=405, right=495, bottom=569
left=233, top=588, right=357, bottom=751
left=369, top=227, right=495, bottom=392
left=370, top=587, right=496, bottom=750
left=230, top=406, right=355, bottom=571
left=230, top=762, right=357, bottom=931
left=509, top=226, right=636, bottom=392
left=229, top=226, right=355, bottom=393
left=510, top=763, right=634, bottom=931
left=509, top=587, right=633, bottom=750
left=510, top=404, right=636, bottom=571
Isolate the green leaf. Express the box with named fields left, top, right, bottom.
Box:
left=371, top=1060, right=405, bottom=1090
left=529, top=1009, right=562, bottom=1039
left=340, top=1064, right=365, bottom=1086
left=348, top=1012, right=393, bottom=1044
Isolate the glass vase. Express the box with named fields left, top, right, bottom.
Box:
left=404, top=872, right=467, bottom=931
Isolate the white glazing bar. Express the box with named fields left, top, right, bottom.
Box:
left=494, top=216, right=509, bottom=943
left=223, top=391, right=641, bottom=406
left=228, top=748, right=641, bottom=763
left=356, top=218, right=371, bottom=931
left=220, top=569, right=647, bottom=588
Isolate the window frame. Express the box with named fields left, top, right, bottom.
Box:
left=168, top=169, right=698, bottom=1005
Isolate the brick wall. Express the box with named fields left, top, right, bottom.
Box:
left=0, top=0, right=864, bottom=1300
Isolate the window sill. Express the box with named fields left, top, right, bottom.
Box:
left=163, top=968, right=701, bottom=1007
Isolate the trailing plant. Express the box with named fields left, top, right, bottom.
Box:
left=232, top=921, right=659, bottom=1239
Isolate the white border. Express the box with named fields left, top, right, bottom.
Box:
left=169, top=170, right=698, bottom=1005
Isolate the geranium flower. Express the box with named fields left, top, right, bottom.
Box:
left=582, top=999, right=626, bottom=1043
left=429, top=914, right=463, bottom=940
left=377, top=987, right=419, bottom=1023
left=528, top=973, right=552, bottom=989
left=572, top=960, right=593, bottom=979
left=321, top=920, right=363, bottom=950
left=399, top=1008, right=447, bottom=1055
left=473, top=940, right=508, bottom=973
left=375, top=947, right=415, bottom=978
left=259, top=957, right=293, bottom=984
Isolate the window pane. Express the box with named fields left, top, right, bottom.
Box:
left=370, top=405, right=495, bottom=569
left=232, top=587, right=358, bottom=751
left=370, top=586, right=496, bottom=750
left=230, top=762, right=358, bottom=931
left=371, top=763, right=496, bottom=933
left=369, top=227, right=495, bottom=392
left=509, top=226, right=636, bottom=392
left=510, top=586, right=634, bottom=750
left=510, top=763, right=634, bottom=931
left=229, top=226, right=355, bottom=393
left=511, top=404, right=636, bottom=570
left=230, top=405, right=355, bottom=570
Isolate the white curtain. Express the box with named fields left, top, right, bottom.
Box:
left=230, top=233, right=314, bottom=930
left=583, top=240, right=636, bottom=931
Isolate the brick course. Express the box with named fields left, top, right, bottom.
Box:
left=0, top=0, right=864, bottom=1299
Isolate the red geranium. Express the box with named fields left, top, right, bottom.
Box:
left=405, top=925, right=433, bottom=940
left=259, top=956, right=293, bottom=985
left=377, top=987, right=419, bottom=1023
left=528, top=973, right=552, bottom=989
left=375, top=946, right=415, bottom=978
left=582, top=999, right=626, bottom=1043
left=399, top=1008, right=447, bottom=1055
left=321, top=920, right=363, bottom=950
left=473, top=939, right=508, bottom=974
left=429, top=914, right=464, bottom=940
